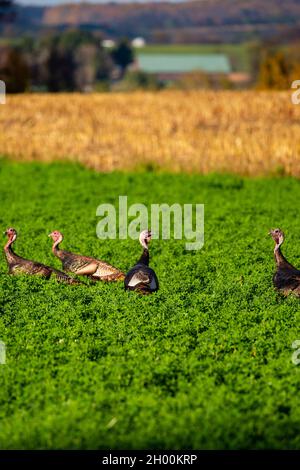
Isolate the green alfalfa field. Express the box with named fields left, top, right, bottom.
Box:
left=1, top=159, right=300, bottom=450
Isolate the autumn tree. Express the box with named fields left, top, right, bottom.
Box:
left=257, top=51, right=291, bottom=90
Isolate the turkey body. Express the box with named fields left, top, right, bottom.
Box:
left=125, top=261, right=159, bottom=295
left=49, top=231, right=124, bottom=281
left=4, top=229, right=79, bottom=284
left=124, top=231, right=159, bottom=295
left=270, top=228, right=300, bottom=296
left=8, top=256, right=52, bottom=278
left=57, top=248, right=125, bottom=281
left=273, top=261, right=300, bottom=296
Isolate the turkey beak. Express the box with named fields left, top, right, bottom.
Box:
left=48, top=233, right=52, bottom=237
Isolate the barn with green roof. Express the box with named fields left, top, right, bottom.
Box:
left=135, top=53, right=231, bottom=80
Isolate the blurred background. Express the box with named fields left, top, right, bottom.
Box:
left=0, top=0, right=300, bottom=177
left=1, top=0, right=300, bottom=93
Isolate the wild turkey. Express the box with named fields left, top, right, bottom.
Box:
left=124, top=229, right=159, bottom=295
left=4, top=228, right=79, bottom=284
left=49, top=230, right=125, bottom=281
left=270, top=228, right=300, bottom=296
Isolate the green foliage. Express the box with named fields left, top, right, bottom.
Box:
left=0, top=47, right=29, bottom=93
left=120, top=70, right=161, bottom=91
left=45, top=44, right=77, bottom=92
left=55, top=30, right=99, bottom=50
left=0, top=31, right=113, bottom=93
left=1, top=161, right=300, bottom=449
left=171, top=71, right=213, bottom=90
left=111, top=39, right=134, bottom=75
left=41, top=32, right=112, bottom=92
left=94, top=80, right=110, bottom=93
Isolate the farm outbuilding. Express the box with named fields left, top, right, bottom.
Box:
left=135, top=53, right=231, bottom=81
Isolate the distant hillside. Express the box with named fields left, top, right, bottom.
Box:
left=7, top=0, right=300, bottom=43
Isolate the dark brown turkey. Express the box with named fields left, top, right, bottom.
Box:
left=270, top=228, right=300, bottom=296
left=49, top=230, right=125, bottom=281
left=4, top=228, right=79, bottom=284
left=124, top=229, right=159, bottom=295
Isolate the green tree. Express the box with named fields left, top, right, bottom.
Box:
left=174, top=71, right=213, bottom=90
left=0, top=47, right=29, bottom=93
left=121, top=70, right=161, bottom=91
left=58, top=30, right=98, bottom=50
left=111, top=39, right=134, bottom=76
left=37, top=32, right=112, bottom=92
left=45, top=44, right=76, bottom=92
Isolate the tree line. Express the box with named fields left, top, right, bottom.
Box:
left=0, top=31, right=134, bottom=93
left=1, top=29, right=300, bottom=92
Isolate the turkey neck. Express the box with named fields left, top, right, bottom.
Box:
left=4, top=237, right=22, bottom=265
left=274, top=244, right=294, bottom=269
left=138, top=248, right=149, bottom=266
left=52, top=239, right=64, bottom=259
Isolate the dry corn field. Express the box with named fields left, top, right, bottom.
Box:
left=1, top=90, right=300, bottom=175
